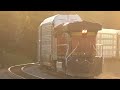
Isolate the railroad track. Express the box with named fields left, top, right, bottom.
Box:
left=7, top=62, right=98, bottom=79
left=8, top=63, right=45, bottom=79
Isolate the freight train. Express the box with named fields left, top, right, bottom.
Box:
left=38, top=14, right=103, bottom=78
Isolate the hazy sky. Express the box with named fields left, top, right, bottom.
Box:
left=0, top=11, right=120, bottom=29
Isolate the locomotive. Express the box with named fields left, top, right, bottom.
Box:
left=38, top=14, right=103, bottom=78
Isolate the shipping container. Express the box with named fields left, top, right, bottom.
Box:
left=96, top=29, right=120, bottom=59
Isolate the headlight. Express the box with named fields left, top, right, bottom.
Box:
left=82, top=29, right=87, bottom=34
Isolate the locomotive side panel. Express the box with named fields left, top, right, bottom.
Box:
left=56, top=33, right=68, bottom=60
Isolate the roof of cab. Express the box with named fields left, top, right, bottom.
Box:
left=63, top=21, right=102, bottom=32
